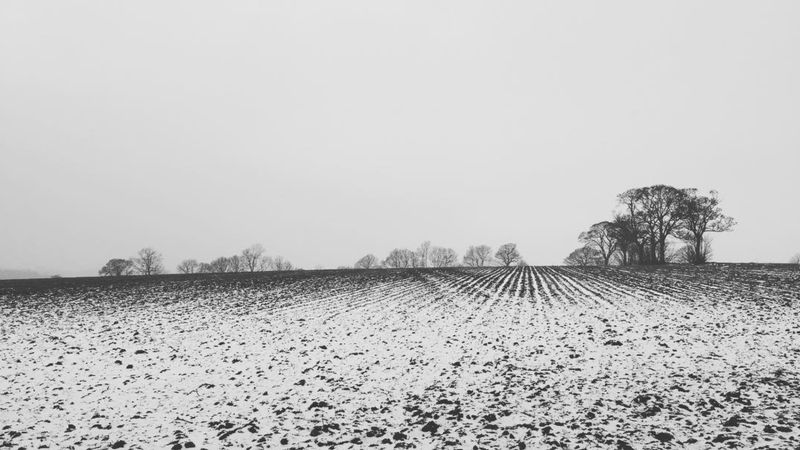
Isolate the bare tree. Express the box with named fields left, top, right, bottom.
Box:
left=609, top=214, right=642, bottom=265
left=259, top=256, right=274, bottom=271
left=383, top=248, right=415, bottom=268
left=430, top=247, right=458, bottom=267
left=677, top=190, right=735, bottom=264
left=579, top=222, right=619, bottom=266
left=789, top=254, right=800, bottom=265
left=209, top=256, right=230, bottom=273
left=619, top=185, right=688, bottom=264
left=415, top=241, right=431, bottom=268
left=228, top=255, right=243, bottom=273
left=241, top=244, right=266, bottom=272
left=176, top=259, right=199, bottom=274
left=133, top=248, right=164, bottom=276
left=99, top=258, right=133, bottom=276
left=463, top=245, right=492, bottom=267
left=463, top=248, right=478, bottom=267
left=355, top=254, right=379, bottom=269
left=563, top=246, right=602, bottom=266
left=197, top=262, right=214, bottom=273
left=616, top=191, right=651, bottom=264
left=495, top=243, right=521, bottom=266
left=273, top=256, right=294, bottom=271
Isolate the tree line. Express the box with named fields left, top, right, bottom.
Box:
left=353, top=241, right=525, bottom=269
left=98, top=244, right=294, bottom=276
left=99, top=242, right=525, bottom=277
left=565, top=185, right=736, bottom=266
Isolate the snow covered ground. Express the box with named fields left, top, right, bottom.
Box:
left=1, top=265, right=799, bottom=449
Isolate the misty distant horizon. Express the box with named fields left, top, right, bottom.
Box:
left=2, top=1, right=799, bottom=277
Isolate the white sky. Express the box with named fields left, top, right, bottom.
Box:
left=1, top=1, right=799, bottom=276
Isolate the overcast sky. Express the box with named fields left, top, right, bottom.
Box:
left=1, top=1, right=799, bottom=276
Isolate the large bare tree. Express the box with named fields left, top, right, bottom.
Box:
left=429, top=247, right=458, bottom=267
left=176, top=259, right=199, bottom=274
left=241, top=244, right=266, bottom=272
left=463, top=245, right=492, bottom=267
left=133, top=248, right=164, bottom=276
left=579, top=222, right=619, bottom=266
left=355, top=254, right=379, bottom=269
left=618, top=185, right=687, bottom=264
left=495, top=243, right=521, bottom=266
left=677, top=190, right=735, bottom=264
left=99, top=258, right=133, bottom=276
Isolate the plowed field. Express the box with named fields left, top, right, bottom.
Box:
left=1, top=265, right=799, bottom=449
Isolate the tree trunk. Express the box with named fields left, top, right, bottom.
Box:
left=649, top=235, right=658, bottom=265
left=694, top=235, right=703, bottom=264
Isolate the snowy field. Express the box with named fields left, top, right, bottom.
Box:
left=1, top=265, right=799, bottom=449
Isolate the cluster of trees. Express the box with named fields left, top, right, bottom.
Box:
left=99, top=244, right=294, bottom=277
left=99, top=248, right=164, bottom=276
left=354, top=241, right=524, bottom=269
left=176, top=245, right=293, bottom=274
left=98, top=241, right=529, bottom=277
left=565, top=185, right=736, bottom=266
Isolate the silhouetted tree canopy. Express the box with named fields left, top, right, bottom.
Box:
left=241, top=244, right=266, bottom=272
left=676, top=190, right=736, bottom=264
left=564, top=246, right=602, bottom=266
left=570, top=185, right=735, bottom=266
left=415, top=241, right=431, bottom=268
left=383, top=249, right=415, bottom=268
left=463, top=245, right=492, bottom=267
left=430, top=247, right=458, bottom=267
left=99, top=258, right=133, bottom=277
left=579, top=222, right=619, bottom=266
left=176, top=259, right=199, bottom=274
left=355, top=254, right=379, bottom=269
left=228, top=255, right=243, bottom=273
left=133, top=248, right=164, bottom=276
left=208, top=256, right=231, bottom=273
left=619, top=185, right=687, bottom=264
left=495, top=243, right=521, bottom=266
left=273, top=256, right=294, bottom=271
